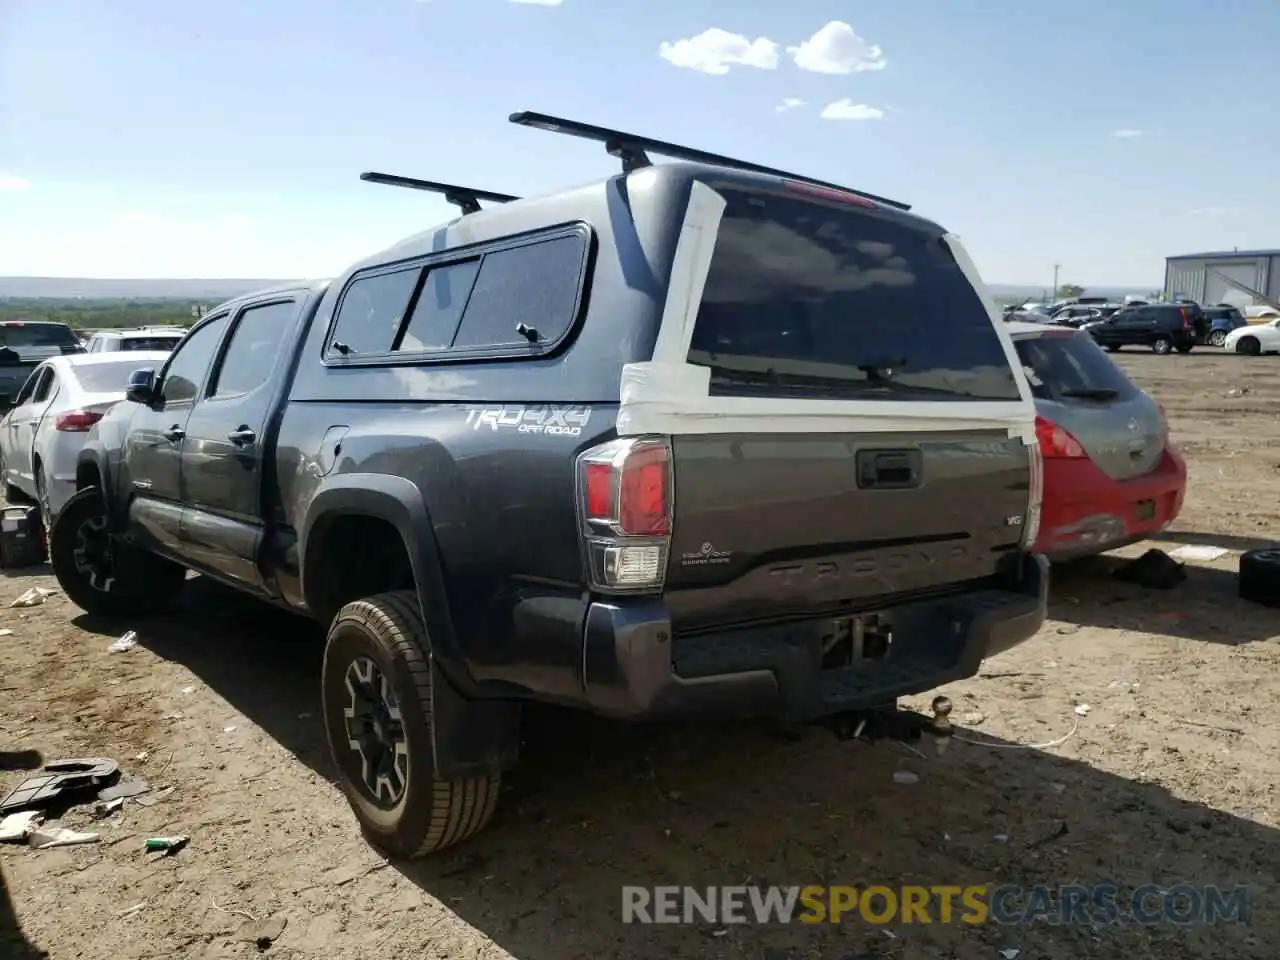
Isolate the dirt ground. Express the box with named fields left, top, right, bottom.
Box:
left=2, top=349, right=1278, bottom=960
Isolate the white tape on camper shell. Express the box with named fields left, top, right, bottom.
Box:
left=615, top=187, right=1037, bottom=444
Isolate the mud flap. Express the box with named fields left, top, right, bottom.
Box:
left=429, top=658, right=522, bottom=780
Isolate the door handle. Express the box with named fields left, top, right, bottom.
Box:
left=163, top=425, right=185, bottom=442
left=227, top=428, right=256, bottom=446
left=27, top=419, right=39, bottom=426
left=856, top=449, right=923, bottom=489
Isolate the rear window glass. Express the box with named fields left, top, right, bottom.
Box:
left=72, top=359, right=152, bottom=393
left=121, top=336, right=182, bottom=351
left=0, top=323, right=81, bottom=361
left=1013, top=332, right=1137, bottom=401
left=687, top=189, right=1021, bottom=401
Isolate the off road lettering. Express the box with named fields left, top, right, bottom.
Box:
left=465, top=405, right=591, bottom=436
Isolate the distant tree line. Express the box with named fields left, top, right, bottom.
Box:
left=0, top=298, right=199, bottom=330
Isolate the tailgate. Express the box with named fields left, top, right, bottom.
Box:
left=664, top=431, right=1028, bottom=631
left=644, top=182, right=1034, bottom=633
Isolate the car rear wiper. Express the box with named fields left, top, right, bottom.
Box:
left=1059, top=388, right=1119, bottom=400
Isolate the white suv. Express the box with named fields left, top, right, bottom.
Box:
left=83, top=326, right=187, bottom=354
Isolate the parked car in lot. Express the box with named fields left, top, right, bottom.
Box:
left=84, top=326, right=187, bottom=354
left=0, top=321, right=86, bottom=410
left=1052, top=305, right=1105, bottom=327
left=1202, top=305, right=1249, bottom=346
left=47, top=112, right=1048, bottom=858
left=1223, top=317, right=1280, bottom=355
left=1083, top=302, right=1206, bottom=354
left=0, top=352, right=172, bottom=521
left=1008, top=322, right=1185, bottom=560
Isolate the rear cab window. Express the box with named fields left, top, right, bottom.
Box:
left=0, top=322, right=83, bottom=361
left=1013, top=332, right=1138, bottom=402
left=686, top=187, right=1021, bottom=402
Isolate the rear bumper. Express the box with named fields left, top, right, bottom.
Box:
left=1035, top=446, right=1186, bottom=561
left=577, top=554, right=1048, bottom=722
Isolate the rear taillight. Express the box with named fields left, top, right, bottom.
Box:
left=1022, top=439, right=1043, bottom=550
left=55, top=409, right=103, bottom=432
left=577, top=437, right=672, bottom=594
left=1179, top=308, right=1190, bottom=329
left=1035, top=415, right=1086, bottom=459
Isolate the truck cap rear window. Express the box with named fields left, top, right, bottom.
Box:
left=686, top=188, right=1021, bottom=402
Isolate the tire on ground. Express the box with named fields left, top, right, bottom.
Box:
left=1238, top=549, right=1280, bottom=608
left=1152, top=336, right=1173, bottom=355
left=322, top=590, right=500, bottom=858
left=1237, top=336, right=1261, bottom=356
left=48, top=487, right=186, bottom=616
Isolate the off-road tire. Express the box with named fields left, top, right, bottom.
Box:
left=322, top=590, right=501, bottom=858
left=1238, top=549, right=1280, bottom=608
left=1208, top=330, right=1227, bottom=347
left=1152, top=336, right=1174, bottom=355
left=48, top=487, right=186, bottom=616
left=1237, top=336, right=1261, bottom=356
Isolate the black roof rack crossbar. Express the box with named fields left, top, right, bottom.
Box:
left=507, top=110, right=910, bottom=211
left=359, top=171, right=520, bottom=215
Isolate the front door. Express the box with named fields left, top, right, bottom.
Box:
left=178, top=297, right=299, bottom=591
left=5, top=366, right=56, bottom=493
left=123, top=314, right=230, bottom=557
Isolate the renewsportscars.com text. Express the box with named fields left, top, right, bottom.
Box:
left=621, top=884, right=1249, bottom=926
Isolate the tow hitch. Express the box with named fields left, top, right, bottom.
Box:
left=823, top=696, right=955, bottom=754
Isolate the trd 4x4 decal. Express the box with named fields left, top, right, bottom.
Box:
left=464, top=405, right=592, bottom=437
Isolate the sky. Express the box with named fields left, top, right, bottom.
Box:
left=1, top=0, right=1278, bottom=287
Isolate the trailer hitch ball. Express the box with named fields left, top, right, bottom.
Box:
left=930, top=696, right=954, bottom=755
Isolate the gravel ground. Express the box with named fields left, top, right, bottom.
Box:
left=1, top=349, right=1277, bottom=960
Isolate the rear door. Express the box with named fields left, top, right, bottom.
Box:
left=177, top=297, right=297, bottom=591
left=658, top=184, right=1033, bottom=632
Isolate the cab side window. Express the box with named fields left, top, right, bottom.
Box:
left=158, top=315, right=229, bottom=405
left=12, top=368, right=43, bottom=406
left=210, top=301, right=296, bottom=398
left=32, top=367, right=56, bottom=404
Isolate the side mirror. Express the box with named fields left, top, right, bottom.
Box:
left=125, top=368, right=157, bottom=405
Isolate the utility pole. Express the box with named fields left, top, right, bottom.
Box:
left=1052, top=264, right=1061, bottom=301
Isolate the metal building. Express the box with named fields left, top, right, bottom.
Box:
left=1164, top=249, right=1280, bottom=309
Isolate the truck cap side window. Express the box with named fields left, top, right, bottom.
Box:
left=327, top=228, right=590, bottom=361
left=158, top=314, right=229, bottom=405
left=329, top=269, right=419, bottom=356
left=687, top=188, right=1021, bottom=402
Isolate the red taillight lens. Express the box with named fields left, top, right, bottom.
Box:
left=1179, top=308, right=1190, bottom=329
left=1035, top=415, right=1086, bottom=459
left=55, top=409, right=103, bottom=432
left=584, top=463, right=613, bottom=519
left=577, top=437, right=673, bottom=594
left=619, top=444, right=670, bottom=535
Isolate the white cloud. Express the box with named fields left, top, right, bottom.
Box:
left=659, top=28, right=779, bottom=75
left=1189, top=206, right=1240, bottom=217
left=820, top=100, right=884, bottom=121
left=790, top=21, right=885, bottom=74
left=775, top=98, right=806, bottom=112
left=0, top=173, right=31, bottom=191
left=1112, top=128, right=1143, bottom=138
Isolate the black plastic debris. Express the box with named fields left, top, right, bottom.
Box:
left=1111, top=549, right=1186, bottom=590
left=98, top=777, right=150, bottom=802
left=0, top=757, right=119, bottom=814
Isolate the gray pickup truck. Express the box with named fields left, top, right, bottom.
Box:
left=0, top=321, right=86, bottom=407
left=49, top=113, right=1048, bottom=858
